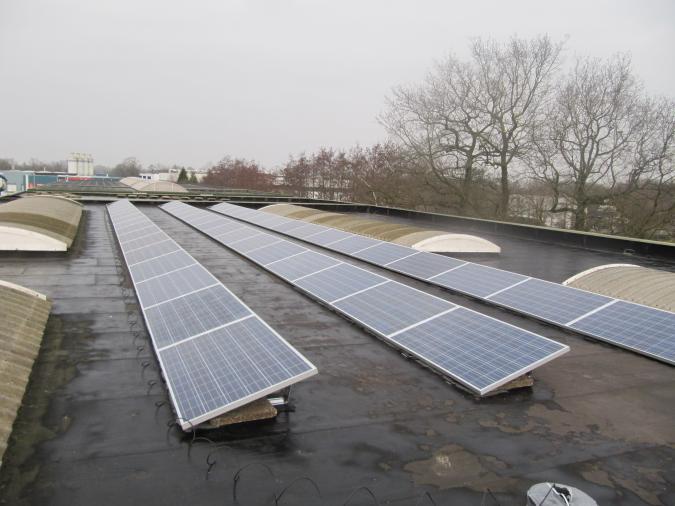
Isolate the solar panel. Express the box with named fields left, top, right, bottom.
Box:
left=211, top=202, right=675, bottom=366
left=309, top=229, right=353, bottom=246
left=354, top=242, right=417, bottom=265
left=217, top=227, right=261, bottom=244
left=431, top=263, right=529, bottom=299
left=275, top=220, right=313, bottom=234
left=287, top=223, right=329, bottom=239
left=266, top=250, right=341, bottom=281
left=130, top=250, right=195, bottom=283
left=108, top=200, right=317, bottom=430
left=488, top=278, right=612, bottom=325
left=165, top=202, right=569, bottom=395
left=229, top=233, right=281, bottom=253
left=118, top=224, right=160, bottom=243
left=160, top=318, right=317, bottom=421
left=570, top=301, right=675, bottom=364
left=333, top=282, right=453, bottom=336
left=247, top=240, right=307, bottom=266
left=294, top=263, right=388, bottom=303
left=144, top=284, right=251, bottom=347
left=387, top=251, right=465, bottom=279
left=390, top=308, right=566, bottom=393
left=203, top=221, right=243, bottom=236
left=135, top=263, right=218, bottom=308
left=125, top=239, right=180, bottom=266
left=329, top=235, right=381, bottom=255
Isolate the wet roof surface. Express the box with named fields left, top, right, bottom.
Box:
left=0, top=203, right=674, bottom=505
left=346, top=211, right=675, bottom=280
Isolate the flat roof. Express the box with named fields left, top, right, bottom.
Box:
left=0, top=203, right=673, bottom=505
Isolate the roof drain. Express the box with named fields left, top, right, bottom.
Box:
left=527, top=483, right=597, bottom=506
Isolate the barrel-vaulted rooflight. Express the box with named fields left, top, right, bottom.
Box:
left=0, top=195, right=83, bottom=251
left=260, top=203, right=500, bottom=254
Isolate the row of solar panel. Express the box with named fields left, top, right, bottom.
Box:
left=162, top=201, right=569, bottom=395
left=107, top=200, right=317, bottom=430
left=209, top=202, right=675, bottom=366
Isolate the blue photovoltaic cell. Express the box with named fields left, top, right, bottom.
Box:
left=286, top=223, right=329, bottom=239
left=354, top=242, right=416, bottom=265
left=211, top=203, right=252, bottom=217
left=126, top=239, right=180, bottom=265
left=387, top=252, right=465, bottom=280
left=255, top=215, right=289, bottom=227
left=129, top=250, right=195, bottom=283
left=164, top=201, right=570, bottom=395
left=135, top=263, right=217, bottom=308
left=121, top=231, right=167, bottom=251
left=160, top=318, right=316, bottom=421
left=391, top=308, right=566, bottom=393
left=114, top=215, right=147, bottom=228
left=229, top=233, right=281, bottom=253
left=333, top=282, right=454, bottom=336
left=490, top=278, right=612, bottom=325
left=266, top=251, right=341, bottom=281
left=270, top=216, right=295, bottom=225
left=217, top=227, right=260, bottom=244
left=193, top=217, right=223, bottom=229
left=274, top=220, right=312, bottom=234
left=211, top=226, right=247, bottom=240
left=432, top=263, right=528, bottom=298
left=201, top=220, right=240, bottom=234
left=246, top=213, right=280, bottom=223
left=570, top=301, right=675, bottom=364
left=143, top=284, right=251, bottom=348
left=191, top=213, right=220, bottom=225
left=118, top=224, right=159, bottom=243
left=309, top=229, right=353, bottom=246
left=247, top=240, right=307, bottom=265
left=328, top=235, right=381, bottom=255
left=203, top=222, right=244, bottom=237
left=295, top=263, right=387, bottom=302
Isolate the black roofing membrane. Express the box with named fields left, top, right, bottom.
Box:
left=0, top=203, right=673, bottom=505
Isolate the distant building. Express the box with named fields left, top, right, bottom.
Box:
left=67, top=153, right=94, bottom=176
left=0, top=170, right=33, bottom=193
left=138, top=169, right=208, bottom=183
left=273, top=173, right=352, bottom=201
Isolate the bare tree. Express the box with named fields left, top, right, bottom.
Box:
left=381, top=35, right=563, bottom=218
left=472, top=35, right=564, bottom=218
left=349, top=143, right=424, bottom=207
left=614, top=96, right=675, bottom=237
left=203, top=156, right=272, bottom=190
left=529, top=54, right=642, bottom=230
left=111, top=157, right=142, bottom=177
left=280, top=153, right=312, bottom=197
left=380, top=55, right=492, bottom=214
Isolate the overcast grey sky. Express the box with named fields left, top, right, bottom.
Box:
left=1, top=0, right=673, bottom=169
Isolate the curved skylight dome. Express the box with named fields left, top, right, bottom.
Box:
left=119, top=177, right=188, bottom=193
left=0, top=195, right=83, bottom=251
left=136, top=181, right=188, bottom=193
left=564, top=264, right=675, bottom=312
left=0, top=280, right=51, bottom=460
left=260, top=203, right=500, bottom=254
